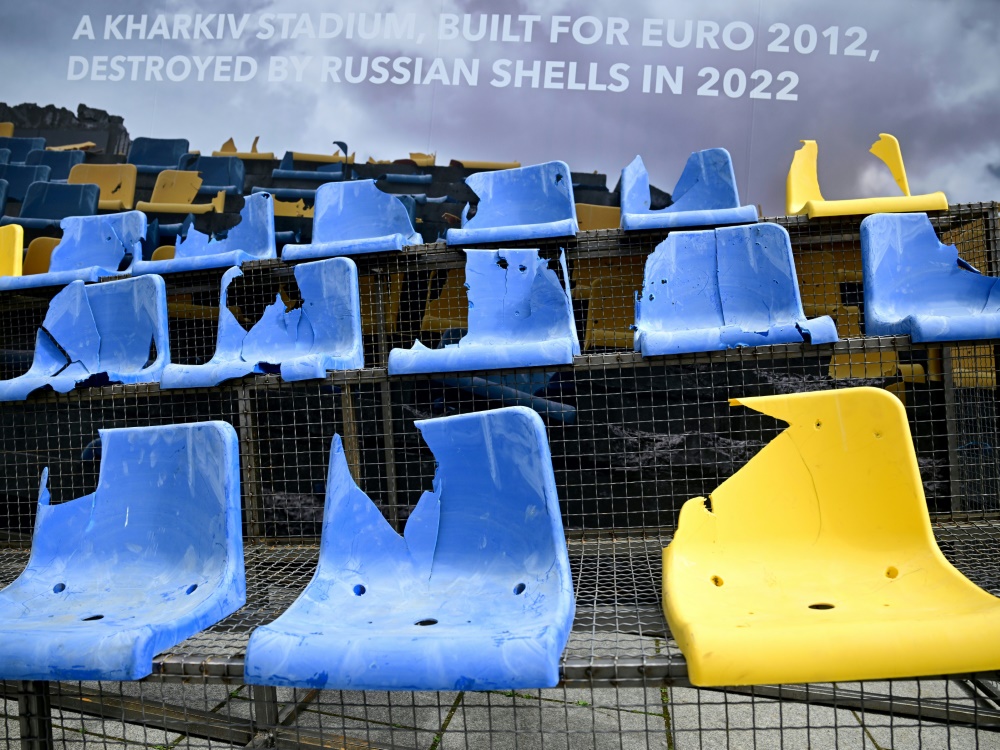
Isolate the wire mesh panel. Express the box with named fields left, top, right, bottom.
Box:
left=0, top=204, right=998, bottom=748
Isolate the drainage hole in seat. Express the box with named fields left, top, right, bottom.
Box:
left=415, top=618, right=438, bottom=626
left=808, top=603, right=834, bottom=610
left=186, top=584, right=198, bottom=595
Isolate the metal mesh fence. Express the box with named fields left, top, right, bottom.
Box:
left=0, top=204, right=998, bottom=748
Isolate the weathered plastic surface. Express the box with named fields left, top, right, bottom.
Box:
left=0, top=421, right=245, bottom=681
left=663, top=387, right=1000, bottom=686
left=0, top=224, right=23, bottom=277
left=0, top=182, right=100, bottom=231
left=245, top=406, right=575, bottom=690
left=180, top=155, right=245, bottom=195
left=0, top=274, right=169, bottom=401
left=68, top=163, right=138, bottom=210
left=160, top=258, right=363, bottom=388
left=621, top=152, right=758, bottom=230
left=132, top=193, right=276, bottom=275
left=389, top=249, right=580, bottom=375
left=634, top=224, right=839, bottom=356
left=0, top=210, right=146, bottom=291
left=136, top=170, right=224, bottom=215
left=0, top=164, right=51, bottom=202
left=862, top=212, right=1000, bottom=341
left=446, top=161, right=578, bottom=245
left=127, top=137, right=189, bottom=174
left=786, top=134, right=948, bottom=218
left=0, top=136, right=46, bottom=163
left=282, top=181, right=422, bottom=261
left=25, top=149, right=86, bottom=181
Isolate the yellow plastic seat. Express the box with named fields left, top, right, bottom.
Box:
left=212, top=136, right=274, bottom=161
left=367, top=152, right=436, bottom=167
left=136, top=170, right=224, bottom=215
left=575, top=204, right=620, bottom=231
left=68, top=163, right=138, bottom=211
left=291, top=150, right=355, bottom=165
left=577, top=256, right=645, bottom=350
left=23, top=237, right=59, bottom=275
left=358, top=273, right=401, bottom=336
left=151, top=245, right=175, bottom=261
left=421, top=269, right=468, bottom=333
left=272, top=198, right=314, bottom=218
left=786, top=134, right=948, bottom=218
left=47, top=141, right=97, bottom=152
left=0, top=123, right=12, bottom=138
left=449, top=159, right=521, bottom=170
left=0, top=225, right=24, bottom=277
left=663, top=387, right=1000, bottom=686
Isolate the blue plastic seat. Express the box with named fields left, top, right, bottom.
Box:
left=634, top=223, right=839, bottom=357
left=0, top=181, right=99, bottom=231
left=0, top=149, right=9, bottom=165
left=446, top=161, right=578, bottom=245
left=0, top=179, right=7, bottom=217
left=132, top=192, right=276, bottom=275
left=281, top=180, right=422, bottom=261
left=621, top=151, right=759, bottom=231
left=160, top=257, right=363, bottom=388
left=862, top=212, right=1000, bottom=342
left=389, top=249, right=580, bottom=375
left=0, top=274, right=169, bottom=401
left=0, top=164, right=51, bottom=202
left=251, top=185, right=317, bottom=201
left=272, top=153, right=348, bottom=183
left=0, top=211, right=145, bottom=290
left=179, top=154, right=245, bottom=196
left=127, top=137, right=189, bottom=175
left=245, top=406, right=575, bottom=690
left=24, top=149, right=86, bottom=181
left=0, top=421, right=245, bottom=680
left=0, top=137, right=45, bottom=163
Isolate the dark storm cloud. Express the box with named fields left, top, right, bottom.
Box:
left=1, top=0, right=998, bottom=212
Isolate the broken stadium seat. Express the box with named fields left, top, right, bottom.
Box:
left=787, top=133, right=947, bottom=218
left=389, top=249, right=580, bottom=375
left=663, top=386, right=1000, bottom=685
left=0, top=421, right=245, bottom=680
left=136, top=170, right=225, bottom=215
left=446, top=161, right=578, bottom=245
left=159, top=257, right=363, bottom=388
left=126, top=137, right=190, bottom=175
left=272, top=152, right=350, bottom=184
left=24, top=149, right=85, bottom=181
left=633, top=223, right=839, bottom=356
left=0, top=164, right=50, bottom=203
left=22, top=237, right=57, bottom=275
left=620, top=150, right=758, bottom=231
left=68, top=163, right=138, bottom=211
left=213, top=136, right=274, bottom=161
left=0, top=224, right=22, bottom=277
left=281, top=180, right=422, bottom=261
left=449, top=158, right=521, bottom=169
left=0, top=181, right=99, bottom=231
left=862, top=212, right=1000, bottom=342
left=132, top=192, right=276, bottom=275
left=0, top=210, right=145, bottom=290
left=0, top=274, right=169, bottom=400
left=179, top=154, right=246, bottom=196
left=0, top=136, right=46, bottom=164
left=244, top=406, right=575, bottom=690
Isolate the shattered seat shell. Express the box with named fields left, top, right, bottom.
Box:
left=620, top=151, right=758, bottom=231
left=0, top=274, right=170, bottom=401
left=634, top=223, right=839, bottom=357
left=0, top=211, right=146, bottom=291
left=446, top=161, right=578, bottom=245
left=663, top=387, right=1000, bottom=686
left=132, top=192, right=277, bottom=275
left=389, top=248, right=580, bottom=376
left=159, top=257, right=363, bottom=389
left=862, top=212, right=1000, bottom=342
left=281, top=180, right=422, bottom=261
left=245, top=406, right=575, bottom=691
left=0, top=421, right=245, bottom=681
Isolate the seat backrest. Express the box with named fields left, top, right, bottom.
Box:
left=184, top=156, right=244, bottom=189
left=148, top=170, right=201, bottom=204
left=624, top=149, right=741, bottom=215
left=0, top=224, right=23, bottom=277
left=24, top=149, right=85, bottom=181
left=68, top=163, right=138, bottom=209
left=862, top=212, right=999, bottom=320
left=23, top=237, right=57, bottom=275
left=18, top=182, right=100, bottom=221
left=0, top=149, right=9, bottom=165
left=0, top=164, right=51, bottom=202
left=49, top=211, right=147, bottom=273
left=462, top=161, right=575, bottom=228
left=174, top=192, right=274, bottom=260
left=312, top=180, right=417, bottom=245
left=0, top=123, right=12, bottom=138
left=127, top=137, right=190, bottom=168
left=0, top=137, right=46, bottom=163
left=0, top=178, right=7, bottom=215
left=786, top=140, right=825, bottom=215
left=86, top=275, right=169, bottom=375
